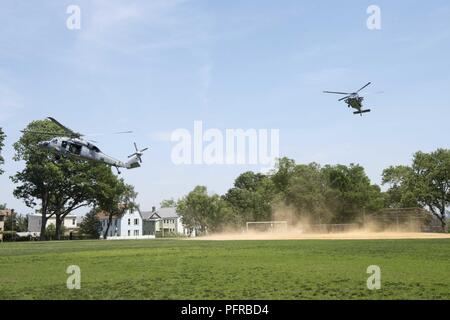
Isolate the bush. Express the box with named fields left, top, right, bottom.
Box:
left=1, top=231, right=18, bottom=241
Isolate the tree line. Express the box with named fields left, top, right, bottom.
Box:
left=176, top=150, right=449, bottom=233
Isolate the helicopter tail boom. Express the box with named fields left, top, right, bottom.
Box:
left=125, top=156, right=141, bottom=169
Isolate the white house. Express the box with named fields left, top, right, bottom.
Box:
left=141, top=207, right=195, bottom=237
left=0, top=210, right=14, bottom=241
left=27, top=213, right=79, bottom=236
left=98, top=209, right=155, bottom=240
left=97, top=207, right=194, bottom=240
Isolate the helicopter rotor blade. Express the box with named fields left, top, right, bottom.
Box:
left=323, top=91, right=352, bottom=95
left=20, top=130, right=61, bottom=135
left=356, top=82, right=371, bottom=93
left=338, top=95, right=351, bottom=101
left=82, top=131, right=133, bottom=137
left=47, top=117, right=82, bottom=137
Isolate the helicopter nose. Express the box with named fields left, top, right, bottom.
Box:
left=38, top=141, right=49, bottom=148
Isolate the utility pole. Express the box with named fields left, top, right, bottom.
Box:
left=11, top=210, right=14, bottom=241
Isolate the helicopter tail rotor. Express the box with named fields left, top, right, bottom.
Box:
left=128, top=142, right=149, bottom=164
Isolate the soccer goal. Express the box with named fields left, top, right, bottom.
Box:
left=246, top=221, right=288, bottom=233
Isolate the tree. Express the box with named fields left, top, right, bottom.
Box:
left=282, top=163, right=333, bottom=223
left=45, top=224, right=56, bottom=240
left=382, top=165, right=419, bottom=208
left=160, top=198, right=177, bottom=208
left=95, top=177, right=137, bottom=239
left=321, top=164, right=384, bottom=222
left=224, top=171, right=275, bottom=224
left=177, top=186, right=232, bottom=233
left=11, top=119, right=121, bottom=240
left=0, top=128, right=5, bottom=175
left=4, top=212, right=28, bottom=232
left=383, top=149, right=450, bottom=232
left=271, top=157, right=296, bottom=194
left=79, top=209, right=102, bottom=239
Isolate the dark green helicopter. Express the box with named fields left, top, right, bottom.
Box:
left=324, top=82, right=372, bottom=116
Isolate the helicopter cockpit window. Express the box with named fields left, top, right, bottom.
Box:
left=51, top=139, right=57, bottom=144
left=92, top=146, right=101, bottom=153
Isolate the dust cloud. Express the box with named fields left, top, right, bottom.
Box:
left=194, top=206, right=450, bottom=241
left=196, top=231, right=450, bottom=241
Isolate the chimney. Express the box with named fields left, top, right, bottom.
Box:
left=152, top=206, right=156, bottom=212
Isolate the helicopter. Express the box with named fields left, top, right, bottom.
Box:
left=22, top=117, right=148, bottom=174
left=323, top=82, right=372, bottom=116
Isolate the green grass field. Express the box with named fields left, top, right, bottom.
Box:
left=1, top=239, right=449, bottom=300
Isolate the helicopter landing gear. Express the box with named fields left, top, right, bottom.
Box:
left=114, top=166, right=121, bottom=175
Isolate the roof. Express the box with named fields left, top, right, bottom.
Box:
left=140, top=210, right=154, bottom=220
left=96, top=211, right=113, bottom=221
left=97, top=209, right=145, bottom=221
left=142, top=207, right=179, bottom=220
left=28, top=213, right=78, bottom=218
left=0, top=209, right=13, bottom=217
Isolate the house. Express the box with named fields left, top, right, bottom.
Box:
left=0, top=211, right=5, bottom=241
left=97, top=209, right=155, bottom=240
left=97, top=206, right=194, bottom=240
left=0, top=209, right=14, bottom=241
left=27, top=213, right=79, bottom=236
left=141, top=207, right=195, bottom=237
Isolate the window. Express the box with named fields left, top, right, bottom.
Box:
left=69, top=143, right=82, bottom=155
left=134, top=230, right=139, bottom=236
left=72, top=218, right=76, bottom=225
left=128, top=230, right=130, bottom=236
left=128, top=219, right=131, bottom=225
left=134, top=219, right=139, bottom=225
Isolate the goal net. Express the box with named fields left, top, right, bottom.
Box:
left=246, top=221, right=288, bottom=233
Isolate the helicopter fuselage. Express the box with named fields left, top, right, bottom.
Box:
left=38, top=137, right=138, bottom=169
left=323, top=82, right=372, bottom=116
left=344, top=95, right=364, bottom=111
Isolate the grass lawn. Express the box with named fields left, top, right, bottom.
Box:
left=0, top=239, right=449, bottom=299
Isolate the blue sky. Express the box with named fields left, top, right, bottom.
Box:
left=0, top=0, right=449, bottom=215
